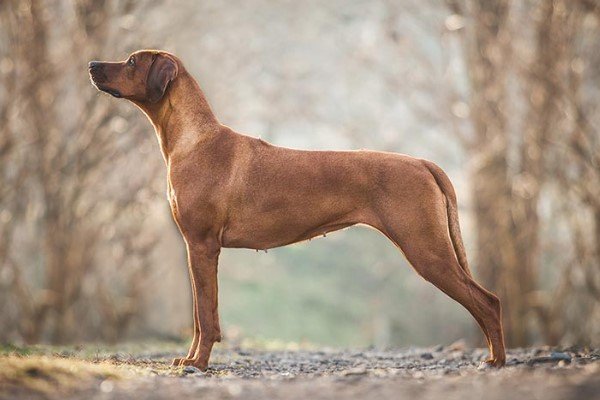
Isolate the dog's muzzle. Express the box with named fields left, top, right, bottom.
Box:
left=88, top=61, right=106, bottom=82
left=88, top=61, right=121, bottom=98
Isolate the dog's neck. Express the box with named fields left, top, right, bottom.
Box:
left=136, top=70, right=220, bottom=164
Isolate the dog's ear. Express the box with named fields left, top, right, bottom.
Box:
left=146, top=54, right=178, bottom=103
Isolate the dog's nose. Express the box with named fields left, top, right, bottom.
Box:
left=88, top=61, right=101, bottom=70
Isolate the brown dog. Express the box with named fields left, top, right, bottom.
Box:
left=89, top=50, right=506, bottom=370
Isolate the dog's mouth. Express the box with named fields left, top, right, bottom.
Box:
left=100, top=87, right=122, bottom=98
left=90, top=78, right=122, bottom=98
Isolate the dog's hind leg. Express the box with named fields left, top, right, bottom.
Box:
left=373, top=172, right=506, bottom=367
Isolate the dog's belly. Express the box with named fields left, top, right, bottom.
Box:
left=221, top=209, right=362, bottom=250
left=221, top=193, right=366, bottom=250
left=221, top=215, right=359, bottom=250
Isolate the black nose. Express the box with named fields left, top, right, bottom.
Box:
left=88, top=61, right=101, bottom=70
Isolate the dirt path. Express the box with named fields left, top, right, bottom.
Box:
left=1, top=345, right=598, bottom=400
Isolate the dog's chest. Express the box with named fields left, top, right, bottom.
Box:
left=166, top=181, right=181, bottom=218
left=166, top=177, right=206, bottom=229
left=166, top=185, right=175, bottom=205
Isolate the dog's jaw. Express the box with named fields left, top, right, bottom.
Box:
left=88, top=68, right=122, bottom=98
left=90, top=80, right=122, bottom=98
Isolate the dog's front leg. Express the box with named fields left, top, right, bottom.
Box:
left=172, top=260, right=200, bottom=366
left=180, top=240, right=221, bottom=371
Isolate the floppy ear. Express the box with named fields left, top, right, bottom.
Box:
left=146, top=54, right=178, bottom=103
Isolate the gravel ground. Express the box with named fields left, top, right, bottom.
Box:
left=2, top=345, right=599, bottom=400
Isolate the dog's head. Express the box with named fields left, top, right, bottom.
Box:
left=89, top=50, right=178, bottom=104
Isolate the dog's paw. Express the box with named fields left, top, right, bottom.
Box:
left=478, top=357, right=505, bottom=370
left=180, top=358, right=208, bottom=371
left=171, top=357, right=183, bottom=367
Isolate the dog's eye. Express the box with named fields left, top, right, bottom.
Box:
left=128, top=57, right=135, bottom=67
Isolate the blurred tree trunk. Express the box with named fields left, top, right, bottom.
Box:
left=573, top=0, right=600, bottom=306
left=460, top=0, right=524, bottom=344
left=20, top=0, right=57, bottom=343
left=511, top=0, right=568, bottom=346
left=0, top=0, right=156, bottom=344
left=0, top=0, right=21, bottom=278
left=46, top=0, right=112, bottom=344
left=515, top=0, right=600, bottom=345
left=595, top=210, right=600, bottom=300
left=453, top=0, right=579, bottom=346
left=552, top=0, right=600, bottom=342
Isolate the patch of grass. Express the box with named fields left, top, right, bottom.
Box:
left=0, top=339, right=310, bottom=361
left=0, top=340, right=187, bottom=361
left=0, top=355, right=124, bottom=397
left=0, top=338, right=320, bottom=397
left=0, top=343, right=35, bottom=357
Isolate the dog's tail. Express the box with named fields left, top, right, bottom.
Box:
left=422, top=160, right=472, bottom=277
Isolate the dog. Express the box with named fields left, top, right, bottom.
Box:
left=89, top=50, right=506, bottom=370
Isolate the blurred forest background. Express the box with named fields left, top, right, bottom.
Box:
left=0, top=0, right=599, bottom=349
